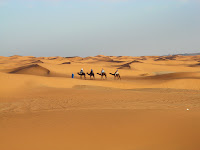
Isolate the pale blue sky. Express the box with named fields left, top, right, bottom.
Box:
left=0, top=0, right=200, bottom=57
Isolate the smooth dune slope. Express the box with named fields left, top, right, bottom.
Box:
left=10, top=64, right=50, bottom=76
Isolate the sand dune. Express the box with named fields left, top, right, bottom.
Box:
left=188, top=63, right=200, bottom=67
left=148, top=72, right=200, bottom=79
left=10, top=64, right=50, bottom=76
left=61, top=62, right=71, bottom=64
left=1, top=55, right=200, bottom=150
left=117, top=60, right=143, bottom=69
left=32, top=60, right=44, bottom=63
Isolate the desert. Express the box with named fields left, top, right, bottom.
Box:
left=1, top=55, right=200, bottom=150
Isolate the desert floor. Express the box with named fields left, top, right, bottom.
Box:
left=1, top=55, right=200, bottom=150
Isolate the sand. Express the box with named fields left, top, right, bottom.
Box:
left=0, top=55, right=200, bottom=150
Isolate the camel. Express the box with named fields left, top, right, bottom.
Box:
left=97, top=72, right=107, bottom=80
left=109, top=73, right=121, bottom=80
left=77, top=72, right=86, bottom=79
left=87, top=72, right=95, bottom=79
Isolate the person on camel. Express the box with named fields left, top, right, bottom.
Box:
left=80, top=68, right=84, bottom=74
left=109, top=69, right=121, bottom=80
left=77, top=68, right=86, bottom=79
left=101, top=68, right=105, bottom=75
left=97, top=68, right=107, bottom=79
left=114, top=69, right=119, bottom=77
left=87, top=69, right=95, bottom=79
left=90, top=69, right=94, bottom=74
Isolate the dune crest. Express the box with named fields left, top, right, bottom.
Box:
left=10, top=64, right=50, bottom=76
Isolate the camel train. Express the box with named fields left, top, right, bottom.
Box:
left=77, top=68, right=120, bottom=80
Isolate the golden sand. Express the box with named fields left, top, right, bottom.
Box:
left=0, top=55, right=200, bottom=150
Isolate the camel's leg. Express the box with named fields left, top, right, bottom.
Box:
left=119, top=75, right=121, bottom=80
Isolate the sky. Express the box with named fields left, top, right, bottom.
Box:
left=0, top=0, right=200, bottom=57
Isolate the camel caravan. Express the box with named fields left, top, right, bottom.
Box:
left=77, top=68, right=121, bottom=80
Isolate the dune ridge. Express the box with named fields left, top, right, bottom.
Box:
left=10, top=64, right=50, bottom=76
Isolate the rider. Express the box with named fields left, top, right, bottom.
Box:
left=80, top=68, right=84, bottom=74
left=90, top=69, right=94, bottom=74
left=114, top=69, right=119, bottom=76
left=101, top=68, right=105, bottom=75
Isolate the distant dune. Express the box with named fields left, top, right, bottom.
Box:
left=175, top=52, right=200, bottom=56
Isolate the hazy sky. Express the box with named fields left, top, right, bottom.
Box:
left=0, top=0, right=200, bottom=57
